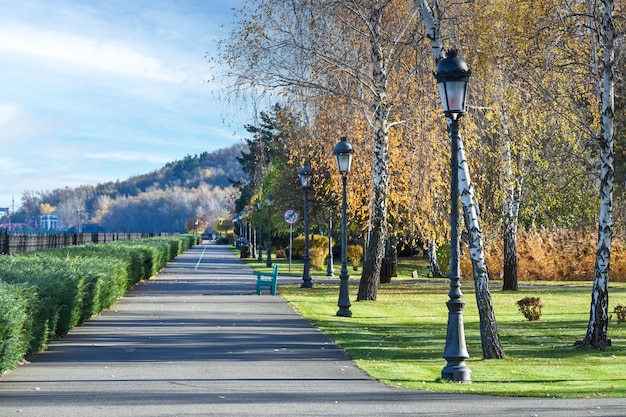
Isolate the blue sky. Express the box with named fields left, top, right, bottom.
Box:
left=0, top=0, right=245, bottom=209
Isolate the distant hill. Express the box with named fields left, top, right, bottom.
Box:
left=94, top=143, right=247, bottom=198
left=11, top=143, right=248, bottom=233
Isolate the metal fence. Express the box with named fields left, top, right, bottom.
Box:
left=0, top=231, right=172, bottom=255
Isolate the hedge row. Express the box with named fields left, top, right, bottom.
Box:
left=0, top=235, right=194, bottom=375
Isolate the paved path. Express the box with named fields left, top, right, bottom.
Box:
left=1, top=245, right=626, bottom=416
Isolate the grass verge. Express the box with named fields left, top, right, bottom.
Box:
left=236, top=248, right=626, bottom=398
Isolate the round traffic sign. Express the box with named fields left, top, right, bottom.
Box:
left=283, top=209, right=299, bottom=225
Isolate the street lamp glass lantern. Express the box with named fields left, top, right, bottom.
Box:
left=299, top=165, right=313, bottom=189
left=333, top=136, right=354, bottom=174
left=434, top=50, right=472, bottom=116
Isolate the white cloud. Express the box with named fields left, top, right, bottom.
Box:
left=83, top=151, right=170, bottom=164
left=0, top=24, right=183, bottom=83
left=0, top=102, right=20, bottom=126
left=0, top=156, right=28, bottom=172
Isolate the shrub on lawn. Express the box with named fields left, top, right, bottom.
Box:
left=293, top=235, right=331, bottom=259
left=517, top=297, right=543, bottom=321
left=347, top=245, right=363, bottom=271
left=308, top=247, right=327, bottom=270
left=614, top=305, right=626, bottom=324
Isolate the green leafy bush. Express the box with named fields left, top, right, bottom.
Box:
left=0, top=256, right=85, bottom=351
left=0, top=282, right=35, bottom=374
left=0, top=235, right=193, bottom=375
left=435, top=241, right=450, bottom=277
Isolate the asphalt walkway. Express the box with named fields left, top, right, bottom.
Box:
left=1, top=245, right=626, bottom=416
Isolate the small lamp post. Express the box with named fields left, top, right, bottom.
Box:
left=257, top=201, right=263, bottom=262
left=326, top=208, right=334, bottom=277
left=250, top=219, right=256, bottom=258
left=334, top=136, right=354, bottom=317
left=299, top=165, right=313, bottom=288
left=266, top=197, right=272, bottom=267
left=434, top=49, right=472, bottom=382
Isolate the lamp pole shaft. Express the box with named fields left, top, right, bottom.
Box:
left=302, top=188, right=312, bottom=287
left=251, top=227, right=256, bottom=258
left=337, top=174, right=352, bottom=317
left=442, top=116, right=471, bottom=382
left=326, top=213, right=334, bottom=276
left=266, top=205, right=272, bottom=267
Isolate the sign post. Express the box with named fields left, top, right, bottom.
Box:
left=283, top=209, right=299, bottom=272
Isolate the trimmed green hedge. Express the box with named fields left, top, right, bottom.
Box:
left=0, top=282, right=35, bottom=373
left=0, top=235, right=194, bottom=375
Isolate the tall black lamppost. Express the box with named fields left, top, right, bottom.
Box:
left=299, top=165, right=313, bottom=288
left=434, top=50, right=472, bottom=382
left=266, top=197, right=273, bottom=267
left=334, top=136, right=354, bottom=317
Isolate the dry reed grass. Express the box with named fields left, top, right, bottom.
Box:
left=475, top=228, right=626, bottom=282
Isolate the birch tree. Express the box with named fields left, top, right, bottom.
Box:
left=500, top=109, right=522, bottom=291
left=414, top=0, right=504, bottom=359
left=577, top=0, right=621, bottom=350
left=218, top=0, right=429, bottom=301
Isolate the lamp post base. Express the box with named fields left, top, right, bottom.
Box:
left=441, top=361, right=471, bottom=382
left=442, top=296, right=471, bottom=382
left=301, top=256, right=312, bottom=288
left=336, top=274, right=352, bottom=317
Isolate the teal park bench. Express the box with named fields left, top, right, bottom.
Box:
left=254, top=264, right=279, bottom=295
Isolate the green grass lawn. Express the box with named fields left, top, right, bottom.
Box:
left=237, top=248, right=626, bottom=398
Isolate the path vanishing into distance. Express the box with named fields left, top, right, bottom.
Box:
left=1, top=244, right=626, bottom=416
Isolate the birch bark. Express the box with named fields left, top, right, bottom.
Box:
left=501, top=109, right=521, bottom=291
left=428, top=238, right=443, bottom=277
left=456, top=132, right=505, bottom=359
left=219, top=0, right=423, bottom=301
left=357, top=4, right=390, bottom=301
left=578, top=0, right=616, bottom=350
left=415, top=0, right=504, bottom=359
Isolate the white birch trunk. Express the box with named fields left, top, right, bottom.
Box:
left=501, top=109, right=521, bottom=291
left=428, top=238, right=443, bottom=277
left=456, top=132, right=505, bottom=359
left=579, top=0, right=616, bottom=350
left=415, top=0, right=444, bottom=60
left=416, top=0, right=504, bottom=359
left=502, top=184, right=521, bottom=290
left=358, top=5, right=390, bottom=301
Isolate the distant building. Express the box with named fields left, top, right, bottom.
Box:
left=40, top=212, right=59, bottom=231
